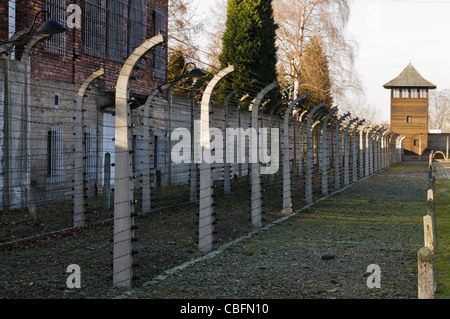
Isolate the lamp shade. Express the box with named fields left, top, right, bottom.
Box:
left=37, top=20, right=68, bottom=35
left=186, top=68, right=206, bottom=78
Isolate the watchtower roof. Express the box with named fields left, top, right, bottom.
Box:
left=383, top=63, right=436, bottom=89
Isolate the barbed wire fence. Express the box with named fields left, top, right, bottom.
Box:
left=0, top=30, right=407, bottom=298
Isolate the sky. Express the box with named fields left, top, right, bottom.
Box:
left=193, top=0, right=450, bottom=124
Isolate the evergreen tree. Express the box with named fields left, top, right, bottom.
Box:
left=298, top=36, right=333, bottom=110
left=219, top=0, right=278, bottom=110
left=167, top=50, right=193, bottom=96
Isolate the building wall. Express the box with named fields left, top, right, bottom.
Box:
left=6, top=0, right=168, bottom=96
left=390, top=94, right=429, bottom=154
left=428, top=133, right=450, bottom=157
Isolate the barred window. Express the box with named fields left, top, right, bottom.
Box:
left=129, top=0, right=147, bottom=53
left=47, top=127, right=64, bottom=183
left=9, top=0, right=16, bottom=59
left=45, top=0, right=66, bottom=55
left=153, top=9, right=167, bottom=79
left=84, top=0, right=107, bottom=57
left=107, top=0, right=128, bottom=62
left=83, top=0, right=154, bottom=68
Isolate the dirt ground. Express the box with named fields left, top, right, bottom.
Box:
left=0, top=161, right=433, bottom=299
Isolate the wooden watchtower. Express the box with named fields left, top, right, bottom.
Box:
left=383, top=63, right=436, bottom=155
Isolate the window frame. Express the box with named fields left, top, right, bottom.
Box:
left=401, top=89, right=409, bottom=98
left=153, top=9, right=167, bottom=79
left=44, top=0, right=67, bottom=55
left=393, top=89, right=400, bottom=98
left=47, top=127, right=64, bottom=183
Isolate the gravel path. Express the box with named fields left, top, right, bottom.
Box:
left=119, top=161, right=429, bottom=300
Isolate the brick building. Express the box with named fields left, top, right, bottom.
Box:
left=0, top=0, right=169, bottom=208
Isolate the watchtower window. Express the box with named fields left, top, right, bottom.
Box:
left=410, top=89, right=418, bottom=98
left=393, top=89, right=400, bottom=98
left=407, top=116, right=412, bottom=123
left=419, top=89, right=427, bottom=98
left=401, top=89, right=409, bottom=98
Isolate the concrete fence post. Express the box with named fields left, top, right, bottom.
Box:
left=305, top=103, right=325, bottom=204
left=297, top=110, right=308, bottom=177
left=373, top=129, right=379, bottom=173
left=223, top=90, right=236, bottom=195
left=297, top=120, right=306, bottom=177
left=334, top=113, right=350, bottom=190
left=283, top=94, right=307, bottom=215
left=250, top=82, right=278, bottom=228
left=417, top=247, right=435, bottom=299
left=381, top=130, right=389, bottom=170
left=74, top=68, right=104, bottom=228
left=364, top=126, right=372, bottom=177
left=269, top=113, right=279, bottom=183
left=198, top=65, right=235, bottom=253
left=103, top=152, right=111, bottom=210
left=344, top=118, right=358, bottom=186
left=446, top=136, right=449, bottom=160
left=398, top=136, right=406, bottom=162
left=427, top=198, right=437, bottom=253
left=359, top=124, right=368, bottom=179
left=352, top=120, right=364, bottom=183
left=368, top=127, right=376, bottom=175
left=142, top=83, right=170, bottom=212
left=113, top=33, right=164, bottom=288
left=320, top=108, right=337, bottom=196
left=423, top=215, right=435, bottom=254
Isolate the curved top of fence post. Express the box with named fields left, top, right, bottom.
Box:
left=251, top=81, right=279, bottom=121
left=21, top=33, right=52, bottom=61
left=200, top=64, right=235, bottom=150
left=344, top=117, right=359, bottom=135
left=224, top=90, right=237, bottom=115
left=336, top=112, right=351, bottom=131
left=306, top=103, right=326, bottom=128
left=398, top=135, right=407, bottom=147
left=77, top=68, right=105, bottom=99
left=391, top=133, right=400, bottom=147
left=117, top=33, right=165, bottom=99
left=284, top=94, right=308, bottom=125
left=201, top=65, right=235, bottom=107
left=321, top=107, right=338, bottom=129
left=144, top=83, right=170, bottom=110
left=297, top=109, right=308, bottom=122
left=352, top=118, right=365, bottom=135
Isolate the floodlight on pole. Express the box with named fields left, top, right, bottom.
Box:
left=0, top=10, right=68, bottom=47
